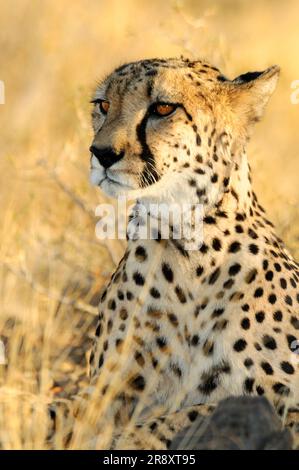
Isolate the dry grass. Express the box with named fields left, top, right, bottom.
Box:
left=0, top=0, right=299, bottom=449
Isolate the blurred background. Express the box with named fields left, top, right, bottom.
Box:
left=0, top=0, right=299, bottom=449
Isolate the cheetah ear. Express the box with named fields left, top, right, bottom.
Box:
left=228, top=65, right=280, bottom=125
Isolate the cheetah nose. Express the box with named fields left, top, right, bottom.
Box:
left=89, top=146, right=124, bottom=169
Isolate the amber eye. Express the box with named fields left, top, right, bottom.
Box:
left=91, top=99, right=110, bottom=115
left=99, top=100, right=110, bottom=114
left=153, top=103, right=177, bottom=117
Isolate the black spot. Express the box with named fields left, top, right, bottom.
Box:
left=229, top=263, right=241, bottom=276
left=235, top=224, right=244, bottom=233
left=203, top=339, right=214, bottom=355
left=248, top=229, right=258, bottom=239
left=255, top=311, right=265, bottom=323
left=120, top=308, right=128, bottom=320
left=262, top=335, right=277, bottom=350
left=254, top=287, right=264, bottom=298
left=268, top=294, right=277, bottom=305
left=188, top=410, right=199, bottom=422
left=133, top=272, right=145, bottom=286
left=281, top=361, right=295, bottom=375
left=290, top=316, right=299, bottom=329
left=191, top=335, right=200, bottom=346
left=156, top=337, right=167, bottom=349
left=233, top=339, right=247, bottom=352
left=272, top=382, right=290, bottom=396
left=209, top=267, right=221, bottom=285
left=150, top=287, right=160, bottom=299
left=196, top=265, right=204, bottom=277
left=175, top=285, right=187, bottom=303
left=265, top=271, right=274, bottom=281
left=100, top=289, right=107, bottom=302
left=244, top=358, right=254, bottom=368
left=273, top=310, right=283, bottom=322
left=170, top=363, right=182, bottom=377
left=236, top=213, right=246, bottom=222
left=198, top=374, right=218, bottom=395
left=108, top=299, right=116, bottom=310
left=204, top=216, right=216, bottom=224
left=129, top=375, right=146, bottom=391
left=212, top=308, right=225, bottom=317
left=228, top=241, right=241, bottom=253
left=98, top=353, right=104, bottom=368
left=145, top=69, right=158, bottom=76
left=256, top=386, right=265, bottom=395
left=117, top=290, right=124, bottom=300
left=126, top=291, right=134, bottom=301
left=134, top=351, right=145, bottom=366
left=162, top=263, right=174, bottom=282
left=261, top=362, right=273, bottom=375
left=262, top=260, right=269, bottom=271
left=249, top=243, right=259, bottom=255
left=168, top=312, right=178, bottom=326
left=212, top=238, right=222, bottom=251
left=245, top=269, right=258, bottom=284
left=135, top=245, right=147, bottom=262
left=149, top=422, right=157, bottom=432
left=199, top=244, right=209, bottom=255
left=241, top=318, right=250, bottom=330
left=244, top=378, right=255, bottom=393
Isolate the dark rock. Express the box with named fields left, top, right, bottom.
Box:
left=170, top=396, right=293, bottom=450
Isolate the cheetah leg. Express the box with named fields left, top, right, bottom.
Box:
left=47, top=399, right=76, bottom=449
left=284, top=410, right=299, bottom=449
left=48, top=399, right=299, bottom=450
left=113, top=403, right=215, bottom=450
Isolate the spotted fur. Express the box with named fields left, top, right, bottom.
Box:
left=53, top=58, right=299, bottom=449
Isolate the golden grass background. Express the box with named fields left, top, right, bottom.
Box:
left=0, top=0, right=299, bottom=449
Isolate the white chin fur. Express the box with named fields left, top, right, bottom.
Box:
left=100, top=179, right=130, bottom=198
left=90, top=168, right=104, bottom=186
left=90, top=154, right=102, bottom=169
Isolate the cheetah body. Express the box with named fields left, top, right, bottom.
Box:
left=62, top=58, right=299, bottom=449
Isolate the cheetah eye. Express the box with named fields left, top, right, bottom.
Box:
left=151, top=102, right=177, bottom=117
left=91, top=99, right=110, bottom=115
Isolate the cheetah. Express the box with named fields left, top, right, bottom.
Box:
left=53, top=58, right=299, bottom=449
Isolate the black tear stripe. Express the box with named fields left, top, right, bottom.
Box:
left=181, top=104, right=193, bottom=122
left=136, top=107, right=160, bottom=187
left=136, top=97, right=192, bottom=187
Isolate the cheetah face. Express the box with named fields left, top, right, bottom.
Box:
left=90, top=58, right=279, bottom=206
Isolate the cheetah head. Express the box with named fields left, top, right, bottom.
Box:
left=90, top=58, right=279, bottom=208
